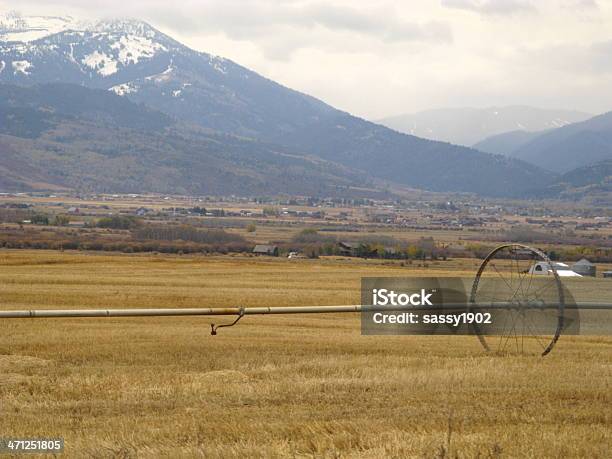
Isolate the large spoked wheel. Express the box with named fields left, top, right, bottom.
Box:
left=469, top=244, right=565, bottom=356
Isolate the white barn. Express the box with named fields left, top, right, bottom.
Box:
left=528, top=262, right=582, bottom=277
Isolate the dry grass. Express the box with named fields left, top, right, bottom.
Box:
left=0, top=250, right=610, bottom=458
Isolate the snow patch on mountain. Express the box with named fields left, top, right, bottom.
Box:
left=89, top=19, right=159, bottom=39
left=212, top=61, right=227, bottom=74
left=110, top=82, right=139, bottom=95
left=0, top=11, right=76, bottom=42
left=66, top=43, right=78, bottom=64
left=82, top=51, right=117, bottom=76
left=208, top=55, right=228, bottom=74
left=547, top=118, right=572, bottom=128
left=12, top=60, right=31, bottom=75
left=3, top=29, right=51, bottom=42
left=0, top=60, right=4, bottom=74
left=145, top=64, right=174, bottom=83
left=111, top=34, right=166, bottom=65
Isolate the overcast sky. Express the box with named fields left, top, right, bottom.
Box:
left=3, top=0, right=612, bottom=119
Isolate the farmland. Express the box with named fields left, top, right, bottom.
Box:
left=0, top=250, right=610, bottom=457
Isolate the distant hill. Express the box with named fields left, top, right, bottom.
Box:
left=378, top=106, right=591, bottom=146
left=473, top=130, right=543, bottom=156
left=533, top=160, right=612, bottom=204
left=509, top=112, right=612, bottom=173
left=0, top=13, right=553, bottom=197
left=0, top=83, right=374, bottom=196
left=560, top=159, right=612, bottom=187
left=0, top=140, right=65, bottom=191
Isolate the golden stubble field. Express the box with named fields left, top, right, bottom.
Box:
left=0, top=250, right=610, bottom=458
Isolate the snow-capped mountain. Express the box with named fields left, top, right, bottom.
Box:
left=0, top=12, right=197, bottom=86
left=0, top=11, right=328, bottom=136
left=0, top=11, right=553, bottom=197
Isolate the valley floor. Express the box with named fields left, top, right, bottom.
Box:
left=0, top=251, right=610, bottom=457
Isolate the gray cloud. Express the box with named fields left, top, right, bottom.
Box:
left=441, top=0, right=537, bottom=15
left=144, top=1, right=452, bottom=56
left=568, top=0, right=599, bottom=10
left=520, top=39, right=612, bottom=74
left=299, top=4, right=452, bottom=43
left=135, top=1, right=453, bottom=61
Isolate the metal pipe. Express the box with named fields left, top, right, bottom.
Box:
left=0, top=303, right=608, bottom=319
left=0, top=305, right=363, bottom=318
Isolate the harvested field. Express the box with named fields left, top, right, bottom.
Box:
left=0, top=250, right=610, bottom=457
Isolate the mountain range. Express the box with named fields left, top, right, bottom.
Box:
left=0, top=12, right=553, bottom=197
left=0, top=11, right=606, bottom=199
left=377, top=106, right=591, bottom=147
left=475, top=111, right=612, bottom=174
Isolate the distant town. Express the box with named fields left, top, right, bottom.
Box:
left=1, top=191, right=610, bottom=266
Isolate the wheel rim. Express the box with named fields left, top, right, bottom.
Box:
left=469, top=244, right=564, bottom=356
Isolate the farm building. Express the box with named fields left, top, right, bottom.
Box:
left=252, top=245, right=279, bottom=256
left=528, top=262, right=582, bottom=277
left=572, top=258, right=596, bottom=277
left=603, top=271, right=612, bottom=279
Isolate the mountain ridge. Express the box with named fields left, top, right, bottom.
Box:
left=510, top=111, right=612, bottom=173
left=473, top=111, right=612, bottom=174
left=0, top=82, right=377, bottom=197
left=378, top=106, right=592, bottom=146
left=473, top=130, right=544, bottom=156
left=532, top=160, right=612, bottom=204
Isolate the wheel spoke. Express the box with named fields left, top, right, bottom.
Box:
left=490, top=262, right=514, bottom=292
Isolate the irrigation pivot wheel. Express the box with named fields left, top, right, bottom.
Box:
left=469, top=244, right=565, bottom=356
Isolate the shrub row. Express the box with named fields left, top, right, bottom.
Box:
left=0, top=239, right=250, bottom=254
left=135, top=225, right=246, bottom=244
